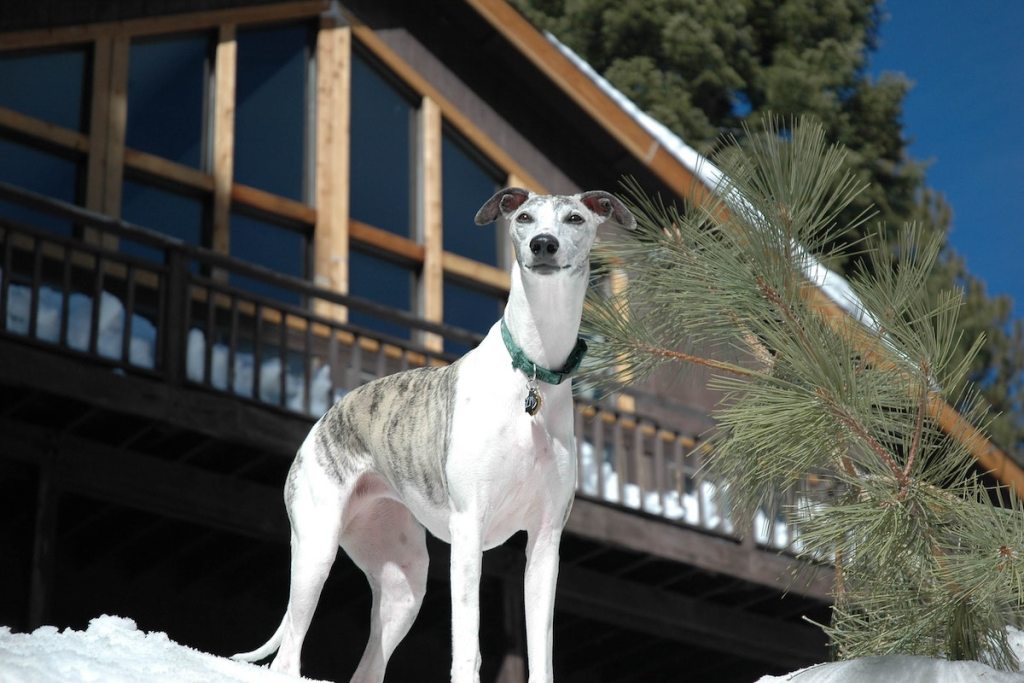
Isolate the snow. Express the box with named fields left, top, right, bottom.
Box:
left=755, top=656, right=1024, bottom=682
left=2, top=616, right=1020, bottom=683
left=0, top=615, right=324, bottom=683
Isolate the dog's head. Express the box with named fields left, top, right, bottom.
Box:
left=474, top=188, right=635, bottom=276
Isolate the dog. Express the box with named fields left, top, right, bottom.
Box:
left=232, top=188, right=635, bottom=682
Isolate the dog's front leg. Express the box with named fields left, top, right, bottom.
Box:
left=449, top=510, right=484, bottom=683
left=524, top=524, right=562, bottom=683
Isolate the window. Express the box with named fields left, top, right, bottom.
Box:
left=0, top=138, right=81, bottom=236
left=121, top=177, right=206, bottom=262
left=349, top=49, right=416, bottom=238
left=0, top=47, right=88, bottom=131
left=230, top=211, right=308, bottom=306
left=442, top=130, right=503, bottom=266
left=443, top=279, right=504, bottom=355
left=348, top=249, right=414, bottom=340
left=126, top=34, right=211, bottom=168
left=234, top=23, right=311, bottom=202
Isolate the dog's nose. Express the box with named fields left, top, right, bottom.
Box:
left=529, top=234, right=559, bottom=256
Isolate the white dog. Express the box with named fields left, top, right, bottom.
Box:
left=233, top=188, right=635, bottom=682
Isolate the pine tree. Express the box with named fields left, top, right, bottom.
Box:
left=511, top=0, right=1024, bottom=459
left=581, top=119, right=1024, bottom=667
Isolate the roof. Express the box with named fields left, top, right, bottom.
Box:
left=465, top=0, right=1024, bottom=494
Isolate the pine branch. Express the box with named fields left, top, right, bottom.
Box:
left=584, top=118, right=1023, bottom=667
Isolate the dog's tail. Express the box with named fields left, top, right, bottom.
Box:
left=230, top=615, right=286, bottom=663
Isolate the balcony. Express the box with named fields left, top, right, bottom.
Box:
left=0, top=180, right=831, bottom=679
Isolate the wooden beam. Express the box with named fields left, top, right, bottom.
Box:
left=84, top=37, right=113, bottom=220
left=1, top=418, right=289, bottom=542
left=103, top=36, right=130, bottom=220
left=0, top=1, right=329, bottom=50
left=230, top=183, right=316, bottom=225
left=565, top=498, right=834, bottom=600
left=0, top=340, right=312, bottom=455
left=350, top=219, right=425, bottom=265
left=28, top=460, right=59, bottom=629
left=421, top=96, right=444, bottom=353
left=556, top=562, right=826, bottom=667
left=0, top=106, right=89, bottom=153
left=123, top=147, right=215, bottom=192
left=313, top=20, right=351, bottom=322
left=442, top=251, right=510, bottom=293
left=463, top=0, right=708, bottom=202
left=211, top=24, right=237, bottom=257
left=348, top=19, right=547, bottom=195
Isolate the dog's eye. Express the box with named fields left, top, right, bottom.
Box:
left=566, top=213, right=584, bottom=224
left=516, top=212, right=532, bottom=223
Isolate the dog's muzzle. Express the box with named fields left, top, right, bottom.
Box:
left=528, top=233, right=564, bottom=273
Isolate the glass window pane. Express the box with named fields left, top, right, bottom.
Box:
left=442, top=133, right=502, bottom=266
left=230, top=212, right=307, bottom=306
left=0, top=47, right=88, bottom=131
left=443, top=279, right=504, bottom=356
left=349, top=50, right=415, bottom=238
left=348, top=249, right=413, bottom=340
left=120, top=178, right=205, bottom=263
left=127, top=35, right=209, bottom=168
left=0, top=138, right=80, bottom=236
left=234, top=24, right=309, bottom=201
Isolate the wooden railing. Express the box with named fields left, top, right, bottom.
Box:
left=0, top=180, right=802, bottom=554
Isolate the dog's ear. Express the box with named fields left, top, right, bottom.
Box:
left=579, top=191, right=636, bottom=231
left=474, top=187, right=531, bottom=225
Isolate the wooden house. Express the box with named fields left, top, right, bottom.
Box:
left=1, top=1, right=1019, bottom=681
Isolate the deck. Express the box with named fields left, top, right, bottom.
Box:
left=0, top=180, right=832, bottom=681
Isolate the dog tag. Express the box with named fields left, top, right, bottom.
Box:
left=525, top=385, right=543, bottom=416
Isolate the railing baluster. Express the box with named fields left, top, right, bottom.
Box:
left=593, top=411, right=605, bottom=502
left=574, top=406, right=585, bottom=494
left=654, top=428, right=666, bottom=515
left=633, top=420, right=646, bottom=511
left=228, top=295, right=238, bottom=394
left=350, top=335, right=366, bottom=389
left=122, top=264, right=136, bottom=366
left=375, top=342, right=387, bottom=379
left=59, top=244, right=72, bottom=346
left=303, top=318, right=312, bottom=415
left=613, top=419, right=626, bottom=506
left=204, top=288, right=216, bottom=387
left=253, top=303, right=263, bottom=401
left=28, top=239, right=42, bottom=340
left=279, top=311, right=288, bottom=408
left=88, top=254, right=103, bottom=356
left=0, top=228, right=10, bottom=331
left=328, top=327, right=339, bottom=401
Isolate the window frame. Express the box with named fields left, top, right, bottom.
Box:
left=0, top=2, right=548, bottom=352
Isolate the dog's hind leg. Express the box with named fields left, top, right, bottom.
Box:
left=342, top=482, right=429, bottom=683
left=269, top=454, right=346, bottom=676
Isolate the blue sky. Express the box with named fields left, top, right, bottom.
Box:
left=870, top=1, right=1024, bottom=323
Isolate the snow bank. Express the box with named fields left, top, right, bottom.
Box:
left=0, top=615, right=322, bottom=683
left=755, top=655, right=1024, bottom=682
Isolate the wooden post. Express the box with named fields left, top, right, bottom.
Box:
left=83, top=36, right=129, bottom=248
left=313, top=15, right=351, bottom=321
left=495, top=576, right=527, bottom=683
left=28, top=458, right=59, bottom=629
left=211, top=24, right=237, bottom=259
left=420, top=97, right=444, bottom=353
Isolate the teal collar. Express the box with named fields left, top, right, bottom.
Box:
left=500, top=318, right=587, bottom=385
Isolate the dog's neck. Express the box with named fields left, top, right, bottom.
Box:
left=502, top=263, right=588, bottom=372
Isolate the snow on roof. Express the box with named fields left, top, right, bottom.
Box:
left=544, top=32, right=879, bottom=333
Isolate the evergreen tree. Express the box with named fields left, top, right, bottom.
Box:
left=512, top=0, right=1024, bottom=457
left=582, top=119, right=1024, bottom=666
